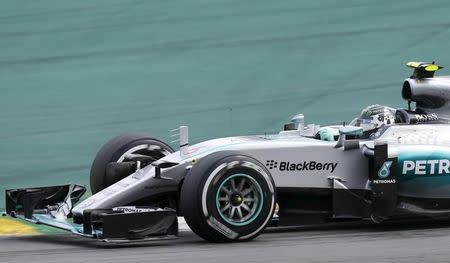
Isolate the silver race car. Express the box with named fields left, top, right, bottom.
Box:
left=6, top=62, right=450, bottom=242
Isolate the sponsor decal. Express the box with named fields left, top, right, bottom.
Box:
left=265, top=160, right=338, bottom=173
left=398, top=149, right=450, bottom=180
left=402, top=159, right=450, bottom=175
left=112, top=206, right=157, bottom=213
left=206, top=216, right=238, bottom=239
left=414, top=113, right=438, bottom=123
left=378, top=161, right=393, bottom=178
left=266, top=160, right=278, bottom=169
left=373, top=179, right=396, bottom=184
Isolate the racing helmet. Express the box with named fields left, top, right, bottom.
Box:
left=351, top=104, right=396, bottom=131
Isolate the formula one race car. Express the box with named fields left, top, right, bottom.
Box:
left=6, top=62, right=450, bottom=243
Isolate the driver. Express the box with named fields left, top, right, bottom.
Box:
left=317, top=104, right=396, bottom=141
left=350, top=104, right=396, bottom=136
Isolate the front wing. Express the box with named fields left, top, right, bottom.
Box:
left=5, top=185, right=178, bottom=241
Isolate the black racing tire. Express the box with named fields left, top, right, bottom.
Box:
left=90, top=133, right=174, bottom=194
left=180, top=152, right=276, bottom=242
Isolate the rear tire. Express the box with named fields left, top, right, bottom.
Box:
left=90, top=133, right=174, bottom=194
left=180, top=153, right=276, bottom=242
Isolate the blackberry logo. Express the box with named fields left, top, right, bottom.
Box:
left=266, top=160, right=278, bottom=169
left=265, top=160, right=338, bottom=173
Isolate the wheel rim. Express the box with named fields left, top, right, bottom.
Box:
left=215, top=174, right=264, bottom=226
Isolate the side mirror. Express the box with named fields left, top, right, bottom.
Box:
left=338, top=126, right=363, bottom=136
left=291, top=114, right=305, bottom=131
left=335, top=126, right=363, bottom=148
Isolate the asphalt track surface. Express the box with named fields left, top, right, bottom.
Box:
left=2, top=220, right=450, bottom=263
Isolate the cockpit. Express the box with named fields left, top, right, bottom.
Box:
left=312, top=105, right=448, bottom=142
left=281, top=61, right=450, bottom=142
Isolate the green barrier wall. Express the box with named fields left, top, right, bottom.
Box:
left=1, top=0, right=450, bottom=206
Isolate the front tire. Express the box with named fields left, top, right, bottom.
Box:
left=90, top=133, right=174, bottom=194
left=180, top=153, right=276, bottom=242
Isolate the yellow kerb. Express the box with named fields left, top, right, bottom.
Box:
left=0, top=217, right=37, bottom=235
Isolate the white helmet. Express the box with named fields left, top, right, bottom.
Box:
left=351, top=104, right=396, bottom=131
